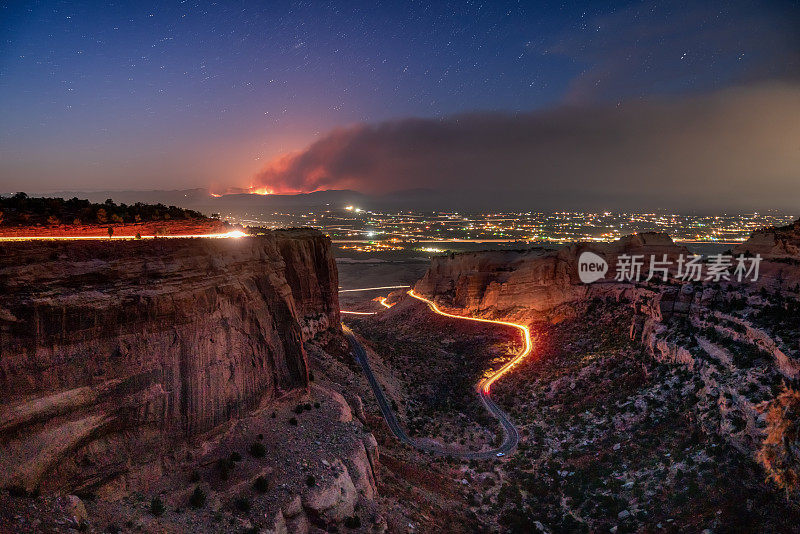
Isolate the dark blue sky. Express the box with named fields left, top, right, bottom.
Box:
left=1, top=1, right=798, bottom=194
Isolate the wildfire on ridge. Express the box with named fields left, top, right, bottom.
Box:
left=208, top=181, right=325, bottom=197
left=249, top=186, right=275, bottom=195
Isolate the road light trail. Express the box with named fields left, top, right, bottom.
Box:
left=340, top=288, right=399, bottom=315
left=407, top=290, right=532, bottom=395
left=338, top=285, right=409, bottom=293
left=0, top=230, right=248, bottom=241
left=344, top=290, right=532, bottom=459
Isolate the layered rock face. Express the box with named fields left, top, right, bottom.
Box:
left=0, top=230, right=340, bottom=493
left=734, top=217, right=800, bottom=258
left=414, top=232, right=687, bottom=321
left=733, top=217, right=800, bottom=292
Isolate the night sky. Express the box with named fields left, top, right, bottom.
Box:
left=1, top=1, right=798, bottom=209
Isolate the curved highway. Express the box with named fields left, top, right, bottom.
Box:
left=342, top=290, right=532, bottom=459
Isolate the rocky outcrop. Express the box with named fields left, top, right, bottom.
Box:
left=734, top=217, right=800, bottom=258
left=414, top=233, right=687, bottom=321
left=732, top=218, right=800, bottom=292
left=0, top=230, right=340, bottom=493
left=414, top=247, right=584, bottom=321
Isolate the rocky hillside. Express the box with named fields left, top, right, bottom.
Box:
left=0, top=230, right=340, bottom=495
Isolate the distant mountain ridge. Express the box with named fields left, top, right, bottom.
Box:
left=29, top=187, right=539, bottom=213
left=26, top=188, right=799, bottom=215
left=31, top=188, right=458, bottom=214
left=43, top=188, right=369, bottom=212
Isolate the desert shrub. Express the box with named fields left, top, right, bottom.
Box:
left=216, top=458, right=233, bottom=480
left=306, top=475, right=316, bottom=487
left=249, top=442, right=267, bottom=458
left=234, top=497, right=251, bottom=513
left=289, top=417, right=298, bottom=426
left=344, top=515, right=361, bottom=528
left=150, top=496, right=165, bottom=516
left=188, top=487, right=206, bottom=509
left=253, top=476, right=269, bottom=493
left=6, top=485, right=29, bottom=497
left=730, top=413, right=747, bottom=432
left=229, top=451, right=242, bottom=462
left=499, top=507, right=533, bottom=533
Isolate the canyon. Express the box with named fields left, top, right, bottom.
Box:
left=3, top=218, right=800, bottom=532
left=0, top=230, right=388, bottom=533
left=403, top=219, right=800, bottom=531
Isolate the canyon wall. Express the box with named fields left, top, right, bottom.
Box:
left=414, top=232, right=687, bottom=321
left=735, top=217, right=800, bottom=258
left=734, top=217, right=800, bottom=291
left=0, top=230, right=340, bottom=493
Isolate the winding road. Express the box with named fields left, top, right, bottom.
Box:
left=342, top=290, right=532, bottom=459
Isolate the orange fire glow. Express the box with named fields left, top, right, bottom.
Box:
left=249, top=186, right=275, bottom=195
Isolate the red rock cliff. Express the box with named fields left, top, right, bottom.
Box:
left=414, top=233, right=687, bottom=321
left=0, top=229, right=340, bottom=492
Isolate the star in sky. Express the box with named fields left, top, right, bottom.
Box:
left=0, top=0, right=797, bottom=192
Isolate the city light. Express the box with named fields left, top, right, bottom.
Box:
left=216, top=209, right=795, bottom=251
